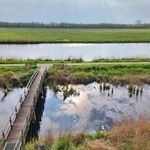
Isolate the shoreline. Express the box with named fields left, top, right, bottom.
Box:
left=0, top=41, right=150, bottom=44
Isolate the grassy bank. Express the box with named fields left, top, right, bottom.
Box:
left=0, top=58, right=150, bottom=64
left=24, top=119, right=150, bottom=150
left=0, top=58, right=84, bottom=64
left=0, top=66, right=36, bottom=89
left=48, top=64, right=150, bottom=86
left=0, top=28, right=150, bottom=43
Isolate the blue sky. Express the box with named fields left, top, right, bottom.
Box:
left=0, top=0, right=150, bottom=23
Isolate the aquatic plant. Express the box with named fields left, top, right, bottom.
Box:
left=128, top=85, right=133, bottom=95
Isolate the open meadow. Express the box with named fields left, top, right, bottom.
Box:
left=0, top=28, right=150, bottom=43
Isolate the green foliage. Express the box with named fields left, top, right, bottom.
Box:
left=48, top=64, right=150, bottom=85
left=0, top=66, right=36, bottom=89
left=86, top=132, right=108, bottom=140
left=93, top=58, right=150, bottom=62
left=24, top=140, right=41, bottom=150
left=51, top=136, right=75, bottom=150
left=0, top=28, right=150, bottom=43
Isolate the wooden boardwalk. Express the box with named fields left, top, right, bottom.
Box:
left=2, top=66, right=47, bottom=150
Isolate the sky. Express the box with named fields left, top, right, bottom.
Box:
left=0, top=0, right=150, bottom=24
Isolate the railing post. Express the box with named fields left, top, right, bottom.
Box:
left=2, top=131, right=5, bottom=141
left=15, top=106, right=17, bottom=115
left=22, top=129, right=24, bottom=144
left=9, top=117, right=12, bottom=127
left=19, top=96, right=22, bottom=104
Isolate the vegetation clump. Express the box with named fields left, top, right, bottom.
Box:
left=0, top=71, right=19, bottom=89
left=48, top=64, right=150, bottom=86
left=128, top=85, right=143, bottom=97
left=0, top=66, right=36, bottom=90
left=24, top=119, right=150, bottom=150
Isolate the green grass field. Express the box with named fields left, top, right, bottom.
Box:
left=0, top=28, right=150, bottom=43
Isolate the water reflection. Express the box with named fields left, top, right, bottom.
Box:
left=39, top=83, right=150, bottom=137
left=0, top=43, right=150, bottom=60
left=0, top=88, right=25, bottom=134
left=26, top=86, right=47, bottom=141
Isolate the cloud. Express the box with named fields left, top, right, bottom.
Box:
left=0, top=0, right=149, bottom=23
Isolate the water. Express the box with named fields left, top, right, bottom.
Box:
left=39, top=83, right=150, bottom=137
left=0, top=84, right=150, bottom=139
left=0, top=43, right=150, bottom=60
left=0, top=88, right=25, bottom=134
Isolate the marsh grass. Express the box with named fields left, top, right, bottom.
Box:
left=48, top=64, right=150, bottom=86
left=0, top=58, right=84, bottom=64
left=24, top=119, right=150, bottom=150
left=0, top=66, right=36, bottom=89
left=109, top=119, right=150, bottom=150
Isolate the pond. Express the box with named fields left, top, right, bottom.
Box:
left=0, top=43, right=150, bottom=60
left=39, top=83, right=150, bottom=137
left=0, top=88, right=25, bottom=137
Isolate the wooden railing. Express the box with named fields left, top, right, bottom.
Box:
left=1, top=67, right=40, bottom=144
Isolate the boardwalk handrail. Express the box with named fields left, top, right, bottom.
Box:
left=14, top=67, right=48, bottom=150
left=26, top=67, right=39, bottom=89
left=1, top=67, right=40, bottom=143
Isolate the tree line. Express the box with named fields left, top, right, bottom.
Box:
left=0, top=22, right=150, bottom=29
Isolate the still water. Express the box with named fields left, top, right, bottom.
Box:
left=0, top=43, right=150, bottom=60
left=0, top=83, right=150, bottom=139
left=39, top=83, right=150, bottom=137
left=0, top=88, right=25, bottom=135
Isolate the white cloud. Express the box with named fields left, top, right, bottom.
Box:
left=0, top=0, right=149, bottom=23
